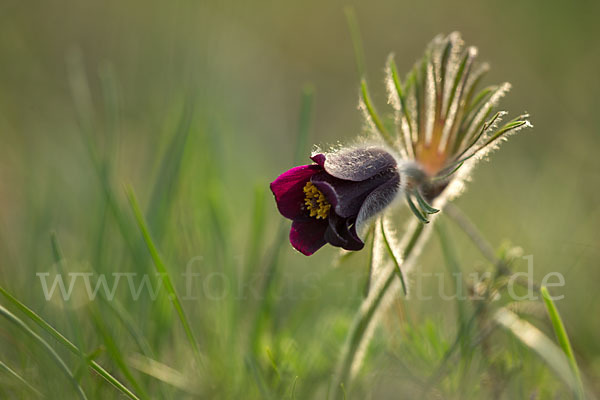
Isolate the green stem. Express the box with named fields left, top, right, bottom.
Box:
left=330, top=221, right=428, bottom=398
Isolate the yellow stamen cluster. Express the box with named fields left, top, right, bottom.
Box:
left=303, top=182, right=331, bottom=219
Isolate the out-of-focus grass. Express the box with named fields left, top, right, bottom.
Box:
left=1, top=0, right=599, bottom=398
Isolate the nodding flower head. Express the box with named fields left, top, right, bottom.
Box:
left=270, top=147, right=401, bottom=255
left=271, top=32, right=531, bottom=255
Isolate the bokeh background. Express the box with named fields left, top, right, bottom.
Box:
left=1, top=0, right=599, bottom=398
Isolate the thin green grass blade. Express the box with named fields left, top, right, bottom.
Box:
left=379, top=218, right=407, bottom=295
left=147, top=96, right=195, bottom=239
left=0, top=287, right=140, bottom=400
left=49, top=232, right=87, bottom=378
left=493, top=307, right=582, bottom=397
left=435, top=221, right=468, bottom=351
left=362, top=226, right=376, bottom=297
left=98, top=62, right=120, bottom=158
left=245, top=186, right=267, bottom=279
left=126, top=186, right=202, bottom=366
left=360, top=79, right=395, bottom=147
left=51, top=232, right=150, bottom=399
left=0, top=304, right=87, bottom=400
left=67, top=50, right=148, bottom=267
left=343, top=6, right=366, bottom=78
left=293, top=83, right=315, bottom=165
left=101, top=297, right=155, bottom=359
left=88, top=307, right=150, bottom=400
left=0, top=360, right=43, bottom=397
left=541, top=286, right=584, bottom=399
left=250, top=84, right=317, bottom=355
left=245, top=355, right=273, bottom=400
left=331, top=221, right=425, bottom=399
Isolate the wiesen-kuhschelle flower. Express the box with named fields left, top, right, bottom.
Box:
left=270, top=147, right=401, bottom=256
left=271, top=32, right=531, bottom=255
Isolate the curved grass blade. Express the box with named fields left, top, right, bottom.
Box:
left=126, top=186, right=202, bottom=366
left=359, top=79, right=395, bottom=147
left=541, top=286, right=584, bottom=399
left=0, top=286, right=140, bottom=400
left=88, top=307, right=150, bottom=400
left=0, top=304, right=87, bottom=400
left=362, top=226, right=376, bottom=297
left=50, top=232, right=88, bottom=379
left=50, top=232, right=150, bottom=399
left=379, top=218, right=407, bottom=295
left=493, top=307, right=582, bottom=397
left=0, top=360, right=43, bottom=398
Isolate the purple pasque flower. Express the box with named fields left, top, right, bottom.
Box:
left=270, top=147, right=400, bottom=256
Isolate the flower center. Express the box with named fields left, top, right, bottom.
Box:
left=303, top=182, right=331, bottom=219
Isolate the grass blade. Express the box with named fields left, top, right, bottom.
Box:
left=126, top=185, right=202, bottom=366
left=331, top=221, right=426, bottom=399
left=434, top=221, right=468, bottom=349
left=147, top=96, right=195, bottom=239
left=0, top=360, right=43, bottom=397
left=493, top=307, right=581, bottom=397
left=293, top=84, right=315, bottom=165
left=541, top=286, right=584, bottom=399
left=360, top=79, right=395, bottom=147
left=343, top=6, right=366, bottom=78
left=0, top=304, right=87, bottom=400
left=0, top=286, right=140, bottom=400
left=379, top=218, right=407, bottom=295
left=88, top=307, right=150, bottom=400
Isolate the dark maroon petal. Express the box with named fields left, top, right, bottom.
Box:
left=289, top=219, right=328, bottom=256
left=310, top=153, right=326, bottom=167
left=355, top=173, right=401, bottom=232
left=314, top=147, right=397, bottom=182
left=324, top=213, right=364, bottom=251
left=311, top=169, right=398, bottom=218
left=270, top=165, right=321, bottom=220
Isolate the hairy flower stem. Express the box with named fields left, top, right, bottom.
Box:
left=330, top=219, right=430, bottom=398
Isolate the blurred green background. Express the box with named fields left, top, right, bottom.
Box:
left=1, top=0, right=599, bottom=398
